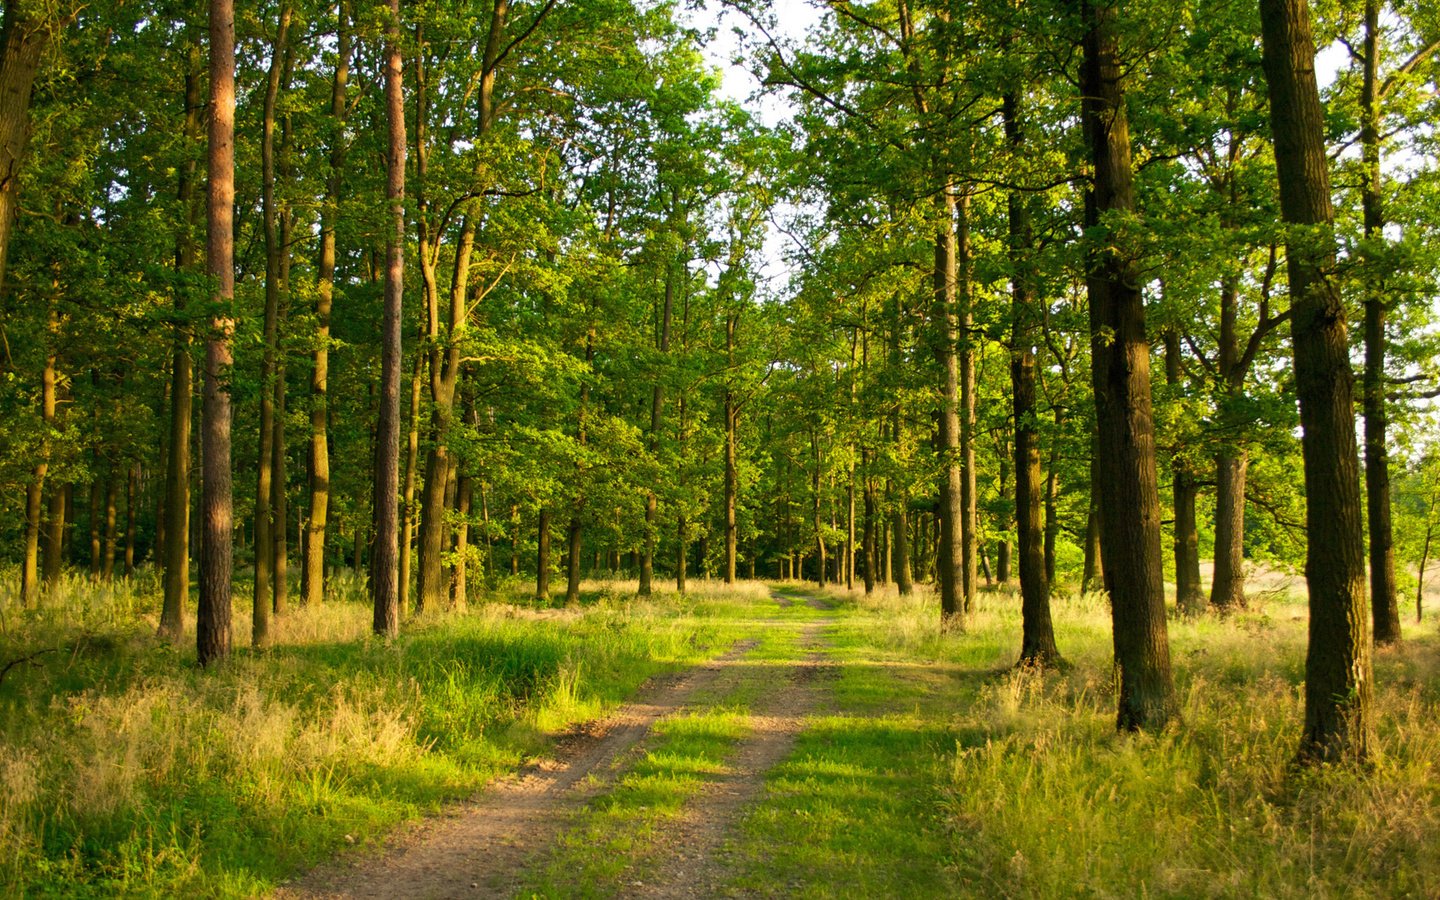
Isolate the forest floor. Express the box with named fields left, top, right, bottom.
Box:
left=2, top=571, right=1439, bottom=897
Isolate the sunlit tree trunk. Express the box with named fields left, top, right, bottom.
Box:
left=536, top=508, right=552, bottom=602
left=932, top=187, right=964, bottom=625
left=1360, top=0, right=1400, bottom=646
left=371, top=0, right=405, bottom=638
left=1006, top=90, right=1059, bottom=666
left=1080, top=0, right=1175, bottom=730
left=255, top=4, right=292, bottom=644
left=198, top=0, right=237, bottom=667
left=0, top=3, right=53, bottom=294
left=1165, top=329, right=1205, bottom=615
left=1259, top=0, right=1373, bottom=763
left=21, top=303, right=58, bottom=605
left=160, top=39, right=202, bottom=641
left=304, top=0, right=350, bottom=608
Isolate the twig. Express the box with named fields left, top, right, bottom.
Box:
left=0, top=648, right=56, bottom=688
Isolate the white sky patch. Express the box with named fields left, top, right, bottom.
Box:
left=679, top=2, right=826, bottom=294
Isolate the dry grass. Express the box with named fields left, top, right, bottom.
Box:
left=0, top=565, right=749, bottom=896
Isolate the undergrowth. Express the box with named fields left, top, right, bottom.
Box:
left=0, top=568, right=746, bottom=898
left=830, top=578, right=1440, bottom=898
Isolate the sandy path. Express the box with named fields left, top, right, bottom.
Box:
left=277, top=638, right=761, bottom=900
left=630, top=619, right=834, bottom=899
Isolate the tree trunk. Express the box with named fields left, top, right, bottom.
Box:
left=536, top=508, right=552, bottom=602
left=1360, top=0, right=1400, bottom=646
left=160, top=38, right=202, bottom=641
left=995, top=451, right=1011, bottom=585
left=252, top=2, right=291, bottom=647
left=102, top=474, right=118, bottom=581
left=43, top=477, right=66, bottom=589
left=88, top=462, right=101, bottom=578
left=960, top=210, right=979, bottom=611
left=1081, top=433, right=1104, bottom=593
left=0, top=4, right=52, bottom=294
left=1043, top=439, right=1061, bottom=586
left=565, top=516, right=583, bottom=607
left=862, top=460, right=876, bottom=595
left=933, top=187, right=964, bottom=625
left=1006, top=90, right=1059, bottom=665
left=1165, top=329, right=1205, bottom=615
left=371, top=0, right=405, bottom=638
left=399, top=351, right=423, bottom=608
left=413, top=1, right=526, bottom=614
left=124, top=464, right=137, bottom=576
left=1259, top=0, right=1373, bottom=763
left=1080, top=0, right=1175, bottom=730
left=642, top=243, right=676, bottom=596
left=889, top=294, right=914, bottom=596
left=198, top=0, right=237, bottom=667
left=677, top=515, right=689, bottom=593
left=509, top=504, right=520, bottom=577
left=272, top=315, right=289, bottom=615
left=304, top=0, right=349, bottom=609
left=450, top=470, right=472, bottom=608
left=1209, top=451, right=1248, bottom=610
left=724, top=313, right=738, bottom=585
left=22, top=303, right=58, bottom=605
left=1210, top=276, right=1251, bottom=611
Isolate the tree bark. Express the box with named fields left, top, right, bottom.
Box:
left=565, top=516, right=582, bottom=607
left=1080, top=0, right=1175, bottom=730
left=253, top=2, right=292, bottom=646
left=1210, top=451, right=1248, bottom=610
left=102, top=474, right=118, bottom=581
left=1360, top=0, right=1400, bottom=646
left=198, top=0, right=237, bottom=667
left=642, top=217, right=678, bottom=596
left=890, top=294, right=914, bottom=596
left=724, top=314, right=738, bottom=585
left=1211, top=278, right=1250, bottom=610
left=536, top=508, right=552, bottom=602
left=1165, top=329, right=1205, bottom=615
left=0, top=3, right=53, bottom=294
left=1259, top=0, right=1373, bottom=763
left=960, top=216, right=979, bottom=611
left=1043, top=436, right=1061, bottom=586
left=371, top=0, right=405, bottom=638
left=399, top=349, right=423, bottom=608
left=451, top=469, right=473, bottom=608
left=22, top=302, right=58, bottom=605
left=124, top=463, right=137, bottom=576
left=304, top=0, right=350, bottom=608
left=1081, top=433, right=1104, bottom=593
left=1006, top=90, right=1059, bottom=666
left=933, top=187, right=964, bottom=625
left=160, top=38, right=202, bottom=641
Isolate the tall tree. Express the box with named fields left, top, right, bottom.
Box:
left=0, top=2, right=59, bottom=294
left=1005, top=89, right=1060, bottom=667
left=1258, top=0, right=1373, bottom=763
left=372, top=0, right=405, bottom=638
left=253, top=1, right=293, bottom=647
left=159, top=35, right=204, bottom=643
left=1079, top=0, right=1175, bottom=730
left=1359, top=0, right=1401, bottom=645
left=198, top=0, right=237, bottom=667
left=304, top=0, right=351, bottom=608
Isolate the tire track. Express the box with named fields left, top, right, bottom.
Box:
left=277, top=638, right=761, bottom=900
left=630, top=619, right=835, bottom=899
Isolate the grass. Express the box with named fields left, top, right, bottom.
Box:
left=3, top=569, right=1439, bottom=897
left=0, top=569, right=761, bottom=898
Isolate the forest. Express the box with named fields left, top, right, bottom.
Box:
left=1, top=0, right=1438, bottom=895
